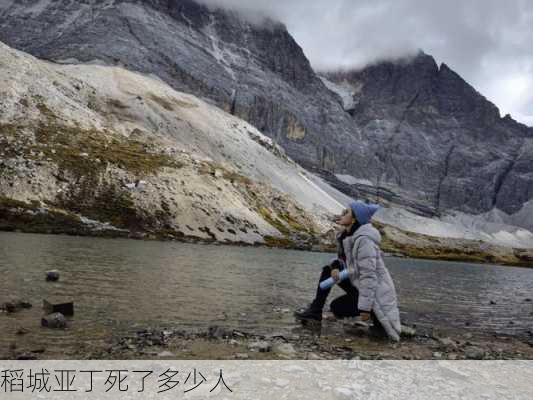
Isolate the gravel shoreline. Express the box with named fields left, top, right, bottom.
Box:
left=4, top=319, right=533, bottom=360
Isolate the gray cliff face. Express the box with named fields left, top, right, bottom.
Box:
left=0, top=0, right=531, bottom=223
left=0, top=0, right=351, bottom=169
left=325, top=53, right=533, bottom=216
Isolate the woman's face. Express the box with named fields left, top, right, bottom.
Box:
left=336, top=208, right=356, bottom=226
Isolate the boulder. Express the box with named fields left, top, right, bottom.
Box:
left=41, top=312, right=67, bottom=329
left=273, top=343, right=296, bottom=355
left=248, top=341, right=271, bottom=353
left=307, top=353, right=322, bottom=360
left=400, top=325, right=417, bottom=338
left=437, top=337, right=458, bottom=350
left=207, top=325, right=232, bottom=339
left=464, top=346, right=485, bottom=360
left=43, top=299, right=74, bottom=316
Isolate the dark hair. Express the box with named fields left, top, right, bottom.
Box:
left=336, top=220, right=360, bottom=259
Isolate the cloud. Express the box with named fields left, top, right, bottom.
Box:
left=196, top=0, right=533, bottom=126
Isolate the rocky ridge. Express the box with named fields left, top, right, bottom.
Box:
left=0, top=0, right=531, bottom=230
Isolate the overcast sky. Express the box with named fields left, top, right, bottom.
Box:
left=198, top=0, right=533, bottom=126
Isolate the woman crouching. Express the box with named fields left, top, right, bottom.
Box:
left=295, top=200, right=402, bottom=341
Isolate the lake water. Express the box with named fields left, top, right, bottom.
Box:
left=1, top=232, right=532, bottom=354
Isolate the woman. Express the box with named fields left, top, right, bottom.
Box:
left=294, top=200, right=402, bottom=341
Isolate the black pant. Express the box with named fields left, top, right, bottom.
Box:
left=312, top=263, right=386, bottom=332
left=310, top=264, right=359, bottom=317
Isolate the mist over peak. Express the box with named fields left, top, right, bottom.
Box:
left=195, top=0, right=533, bottom=126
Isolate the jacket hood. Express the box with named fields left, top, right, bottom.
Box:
left=353, top=223, right=381, bottom=245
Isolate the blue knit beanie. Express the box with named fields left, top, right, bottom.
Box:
left=349, top=200, right=380, bottom=225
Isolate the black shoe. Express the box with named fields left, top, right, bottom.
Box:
left=294, top=305, right=322, bottom=322
left=368, top=325, right=389, bottom=340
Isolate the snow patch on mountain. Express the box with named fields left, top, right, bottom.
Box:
left=319, top=76, right=358, bottom=111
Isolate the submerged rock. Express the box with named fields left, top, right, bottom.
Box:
left=46, top=270, right=60, bottom=281
left=1, top=299, right=32, bottom=313
left=17, top=300, right=32, bottom=309
left=15, top=327, right=29, bottom=335
left=2, top=302, right=16, bottom=313
left=31, top=347, right=46, bottom=354
left=16, top=353, right=38, bottom=360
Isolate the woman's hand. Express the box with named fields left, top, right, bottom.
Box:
left=331, top=269, right=340, bottom=281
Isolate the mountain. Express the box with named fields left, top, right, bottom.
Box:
left=0, top=40, right=342, bottom=247
left=0, top=0, right=532, bottom=254
left=1, top=38, right=532, bottom=264
left=0, top=0, right=531, bottom=231
left=322, top=53, right=533, bottom=222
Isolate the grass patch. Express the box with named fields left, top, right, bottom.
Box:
left=0, top=196, right=33, bottom=209
left=58, top=183, right=144, bottom=229
left=1, top=98, right=187, bottom=237
left=0, top=196, right=82, bottom=235
left=279, top=212, right=315, bottom=234
left=0, top=196, right=130, bottom=238
left=257, top=207, right=290, bottom=236
left=34, top=122, right=183, bottom=178
left=263, top=235, right=295, bottom=248
left=0, top=124, right=25, bottom=158
left=35, top=101, right=57, bottom=120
